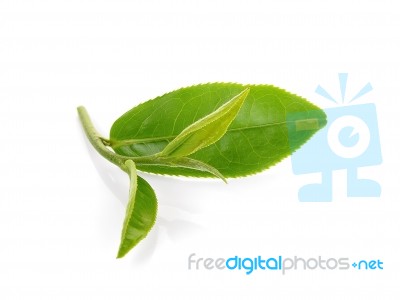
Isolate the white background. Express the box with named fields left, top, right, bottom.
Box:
left=1, top=0, right=400, bottom=299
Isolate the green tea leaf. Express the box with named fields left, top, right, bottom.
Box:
left=139, top=157, right=227, bottom=183
left=110, top=83, right=327, bottom=178
left=78, top=82, right=328, bottom=259
left=159, top=88, right=249, bottom=158
left=169, top=157, right=227, bottom=183
left=117, top=160, right=157, bottom=258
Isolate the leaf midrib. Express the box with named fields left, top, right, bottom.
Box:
left=111, top=121, right=289, bottom=148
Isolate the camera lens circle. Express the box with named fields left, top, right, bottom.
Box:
left=327, top=115, right=370, bottom=158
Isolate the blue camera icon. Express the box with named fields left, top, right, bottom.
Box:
left=288, top=103, right=382, bottom=202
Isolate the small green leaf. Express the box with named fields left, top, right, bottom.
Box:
left=159, top=88, right=249, bottom=158
left=117, top=160, right=157, bottom=258
left=139, top=157, right=227, bottom=183
left=110, top=83, right=327, bottom=178
left=170, top=157, right=227, bottom=183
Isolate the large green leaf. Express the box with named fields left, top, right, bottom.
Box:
left=110, top=83, right=327, bottom=178
left=117, top=160, right=157, bottom=258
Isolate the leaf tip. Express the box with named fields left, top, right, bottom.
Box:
left=116, top=247, right=127, bottom=259
left=236, top=87, right=250, bottom=103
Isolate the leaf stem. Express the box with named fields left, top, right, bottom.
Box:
left=110, top=136, right=175, bottom=149
left=77, top=106, right=228, bottom=180
left=77, top=106, right=128, bottom=171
